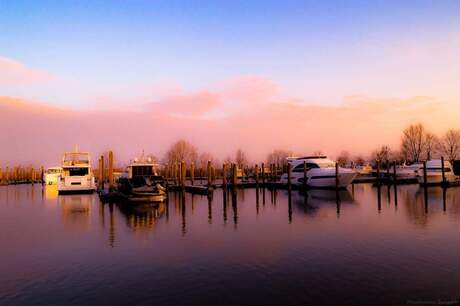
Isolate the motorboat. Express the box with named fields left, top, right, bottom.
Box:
left=394, top=163, right=421, bottom=179
left=279, top=156, right=357, bottom=188
left=417, top=159, right=457, bottom=185
left=57, top=149, right=96, bottom=194
left=116, top=154, right=167, bottom=203
left=45, top=167, right=62, bottom=185
left=357, top=164, right=373, bottom=176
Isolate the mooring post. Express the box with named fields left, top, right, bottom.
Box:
left=108, top=151, right=114, bottom=188
left=181, top=160, right=186, bottom=188
left=441, top=156, right=446, bottom=187
left=207, top=160, right=212, bottom=188
left=376, top=161, right=380, bottom=186
left=222, top=163, right=227, bottom=188
left=31, top=168, right=35, bottom=185
left=100, top=155, right=105, bottom=190
left=386, top=160, right=390, bottom=185
left=423, top=161, right=428, bottom=187
left=287, top=163, right=292, bottom=191
left=303, top=160, right=307, bottom=190
left=232, top=163, right=237, bottom=186
left=254, top=164, right=259, bottom=185
left=5, top=166, right=9, bottom=184
left=190, top=162, right=195, bottom=186
left=40, top=166, right=44, bottom=185
left=261, top=163, right=265, bottom=187
left=335, top=162, right=339, bottom=190
left=393, top=161, right=397, bottom=185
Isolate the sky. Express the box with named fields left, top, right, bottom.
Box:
left=1, top=1, right=460, bottom=165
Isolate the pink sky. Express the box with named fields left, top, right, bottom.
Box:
left=1, top=73, right=460, bottom=167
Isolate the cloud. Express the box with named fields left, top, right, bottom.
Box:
left=2, top=89, right=460, bottom=166
left=0, top=57, right=55, bottom=85
left=151, top=91, right=221, bottom=118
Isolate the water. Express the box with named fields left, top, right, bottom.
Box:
left=1, top=184, right=460, bottom=306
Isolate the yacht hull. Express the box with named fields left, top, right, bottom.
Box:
left=280, top=168, right=357, bottom=188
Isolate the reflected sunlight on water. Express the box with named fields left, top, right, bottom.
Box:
left=1, top=184, right=460, bottom=306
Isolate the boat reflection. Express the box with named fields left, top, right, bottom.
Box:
left=117, top=202, right=167, bottom=232
left=59, top=194, right=93, bottom=231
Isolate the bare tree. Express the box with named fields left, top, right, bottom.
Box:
left=235, top=149, right=248, bottom=168
left=372, top=145, right=391, bottom=163
left=439, top=129, right=460, bottom=163
left=353, top=156, right=366, bottom=167
left=199, top=152, right=216, bottom=168
left=337, top=151, right=350, bottom=167
left=424, top=132, right=439, bottom=160
left=266, top=149, right=292, bottom=167
left=164, top=139, right=198, bottom=165
left=401, top=124, right=426, bottom=162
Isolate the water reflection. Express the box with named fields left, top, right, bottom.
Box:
left=117, top=202, right=167, bottom=232
left=59, top=194, right=93, bottom=231
left=5, top=184, right=460, bottom=306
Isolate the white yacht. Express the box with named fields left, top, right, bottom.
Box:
left=394, top=163, right=421, bottom=179
left=417, top=160, right=457, bottom=185
left=57, top=150, right=96, bottom=194
left=279, top=156, right=357, bottom=188
left=44, top=167, right=63, bottom=185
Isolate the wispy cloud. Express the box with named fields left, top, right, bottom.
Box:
left=0, top=57, right=55, bottom=85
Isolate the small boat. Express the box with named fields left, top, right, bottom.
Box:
left=279, top=156, right=357, bottom=188
left=57, top=149, right=96, bottom=194
left=417, top=160, right=457, bottom=185
left=45, top=167, right=63, bottom=185
left=117, top=155, right=167, bottom=203
left=357, top=164, right=373, bottom=176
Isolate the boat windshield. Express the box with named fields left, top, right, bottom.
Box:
left=63, top=153, right=89, bottom=166
left=65, top=167, right=89, bottom=176
left=316, top=161, right=336, bottom=168
left=131, top=165, right=155, bottom=177
left=47, top=168, right=62, bottom=174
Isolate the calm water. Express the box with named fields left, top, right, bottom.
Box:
left=2, top=184, right=460, bottom=306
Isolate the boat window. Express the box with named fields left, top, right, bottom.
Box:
left=132, top=166, right=154, bottom=177
left=68, top=167, right=89, bottom=176
left=292, top=163, right=319, bottom=172
left=427, top=167, right=452, bottom=173
left=317, top=162, right=336, bottom=168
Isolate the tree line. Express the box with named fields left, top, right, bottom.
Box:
left=155, top=123, right=460, bottom=169
left=337, top=124, right=460, bottom=166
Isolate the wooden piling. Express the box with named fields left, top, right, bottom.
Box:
left=254, top=164, right=259, bottom=185
left=100, top=155, right=105, bottom=190
left=393, top=161, right=397, bottom=184
left=190, top=162, right=195, bottom=186
left=441, top=156, right=446, bottom=186
left=222, top=163, right=227, bottom=187
left=5, top=166, right=9, bottom=184
left=232, top=163, right=237, bottom=186
left=335, top=162, right=339, bottom=189
left=261, top=163, right=265, bottom=186
left=386, top=160, right=390, bottom=184
left=303, top=160, right=307, bottom=189
left=423, top=161, right=428, bottom=187
left=376, top=161, right=380, bottom=185
left=108, top=151, right=114, bottom=188
left=287, top=163, right=292, bottom=191
left=31, top=168, right=35, bottom=185
left=181, top=160, right=186, bottom=188
left=207, top=160, right=212, bottom=188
